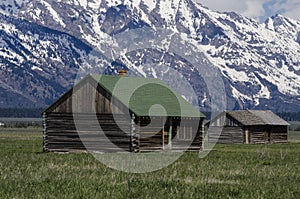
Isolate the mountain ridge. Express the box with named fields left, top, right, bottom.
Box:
left=0, top=0, right=299, bottom=112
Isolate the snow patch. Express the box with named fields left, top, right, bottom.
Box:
left=231, top=86, right=252, bottom=102
left=40, top=0, right=66, bottom=28
left=265, top=18, right=274, bottom=31
left=142, top=0, right=156, bottom=12
left=31, top=66, right=43, bottom=71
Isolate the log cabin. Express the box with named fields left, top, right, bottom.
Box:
left=207, top=110, right=289, bottom=144
left=42, top=71, right=205, bottom=152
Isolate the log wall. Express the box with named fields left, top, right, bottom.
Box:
left=137, top=117, right=203, bottom=152
left=208, top=117, right=288, bottom=144
left=271, top=126, right=288, bottom=143
left=44, top=114, right=203, bottom=152
left=248, top=125, right=288, bottom=144
left=172, top=118, right=203, bottom=151
left=208, top=127, right=244, bottom=144
left=44, top=113, right=131, bottom=152
left=248, top=126, right=266, bottom=144
left=137, top=117, right=164, bottom=152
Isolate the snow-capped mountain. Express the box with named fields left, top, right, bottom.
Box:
left=0, top=13, right=100, bottom=107
left=1, top=0, right=300, bottom=112
left=265, top=14, right=300, bottom=42
left=0, top=0, right=30, bottom=15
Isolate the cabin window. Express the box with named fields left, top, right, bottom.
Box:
left=177, top=124, right=193, bottom=141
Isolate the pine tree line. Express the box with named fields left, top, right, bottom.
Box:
left=277, top=112, right=300, bottom=121
left=0, top=108, right=44, bottom=118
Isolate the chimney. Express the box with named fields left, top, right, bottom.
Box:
left=118, top=70, right=128, bottom=77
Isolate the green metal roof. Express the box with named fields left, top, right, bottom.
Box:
left=91, top=74, right=205, bottom=118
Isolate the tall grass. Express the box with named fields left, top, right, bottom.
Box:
left=0, top=128, right=299, bottom=198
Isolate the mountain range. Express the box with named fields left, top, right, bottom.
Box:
left=0, top=0, right=300, bottom=112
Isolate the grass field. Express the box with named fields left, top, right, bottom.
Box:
left=289, top=131, right=300, bottom=142
left=0, top=127, right=299, bottom=198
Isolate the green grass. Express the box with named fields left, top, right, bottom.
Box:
left=0, top=128, right=299, bottom=199
left=289, top=131, right=300, bottom=142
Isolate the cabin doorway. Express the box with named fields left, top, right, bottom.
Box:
left=265, top=126, right=272, bottom=143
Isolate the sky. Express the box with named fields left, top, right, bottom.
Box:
left=198, top=0, right=300, bottom=22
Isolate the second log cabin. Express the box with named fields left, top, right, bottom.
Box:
left=207, top=110, right=289, bottom=144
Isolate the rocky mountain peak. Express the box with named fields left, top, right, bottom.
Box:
left=0, top=0, right=299, bottom=112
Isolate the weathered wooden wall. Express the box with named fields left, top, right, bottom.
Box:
left=49, top=79, right=125, bottom=114
left=248, top=126, right=266, bottom=144
left=208, top=125, right=288, bottom=144
left=208, top=113, right=288, bottom=144
left=136, top=117, right=203, bottom=152
left=208, top=126, right=244, bottom=144
left=136, top=117, right=164, bottom=152
left=44, top=114, right=203, bottom=152
left=210, top=113, right=241, bottom=127
left=44, top=113, right=131, bottom=152
left=248, top=125, right=288, bottom=144
left=172, top=118, right=203, bottom=151
left=271, top=126, right=288, bottom=143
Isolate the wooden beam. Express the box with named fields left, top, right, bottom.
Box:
left=245, top=129, right=250, bottom=144
left=201, top=119, right=204, bottom=150
left=42, top=112, right=48, bottom=152
left=162, top=118, right=165, bottom=150
left=168, top=117, right=172, bottom=149
left=130, top=114, right=135, bottom=152
left=287, top=126, right=289, bottom=141
left=135, top=117, right=140, bottom=153
left=270, top=126, right=273, bottom=144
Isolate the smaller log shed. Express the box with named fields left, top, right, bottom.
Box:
left=206, top=110, right=290, bottom=144
left=42, top=73, right=205, bottom=152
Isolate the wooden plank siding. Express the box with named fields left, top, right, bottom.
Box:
left=208, top=112, right=288, bottom=144
left=137, top=117, right=165, bottom=152
left=44, top=114, right=203, bottom=152
left=209, top=114, right=245, bottom=144
left=172, top=118, right=203, bottom=151
left=208, top=124, right=288, bottom=144
left=208, top=127, right=244, bottom=144
left=136, top=117, right=203, bottom=152
left=51, top=80, right=125, bottom=114
left=44, top=113, right=131, bottom=152
left=271, top=126, right=288, bottom=143
left=248, top=125, right=288, bottom=144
